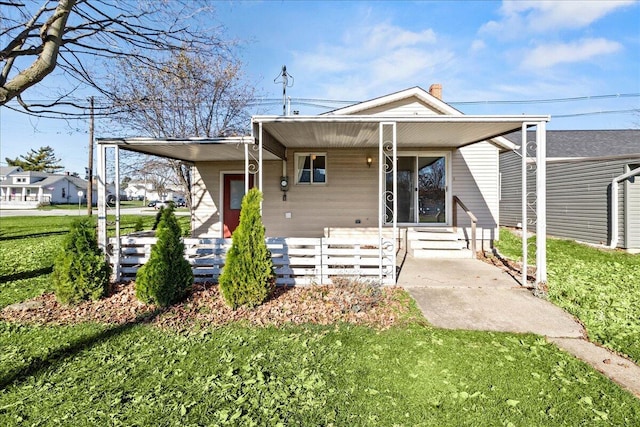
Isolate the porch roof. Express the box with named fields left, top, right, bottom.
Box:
left=254, top=114, right=550, bottom=151
left=97, top=114, right=550, bottom=162
left=95, top=136, right=282, bottom=163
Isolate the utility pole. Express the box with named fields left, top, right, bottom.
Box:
left=87, top=96, right=94, bottom=216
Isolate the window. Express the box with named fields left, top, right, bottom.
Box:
left=296, top=153, right=326, bottom=184
left=15, top=177, right=26, bottom=183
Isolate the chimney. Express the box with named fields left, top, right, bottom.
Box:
left=429, top=83, right=442, bottom=100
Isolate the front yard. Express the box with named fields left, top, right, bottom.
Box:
left=495, top=228, right=640, bottom=364
left=0, top=217, right=639, bottom=425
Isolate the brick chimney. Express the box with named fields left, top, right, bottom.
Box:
left=428, top=83, right=442, bottom=100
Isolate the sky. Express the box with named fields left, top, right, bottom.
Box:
left=1, top=0, right=639, bottom=175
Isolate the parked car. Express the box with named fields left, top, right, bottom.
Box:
left=154, top=200, right=175, bottom=210
left=147, top=200, right=158, bottom=207
left=176, top=199, right=186, bottom=207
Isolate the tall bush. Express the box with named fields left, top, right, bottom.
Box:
left=135, top=206, right=193, bottom=307
left=53, top=218, right=111, bottom=304
left=219, top=188, right=274, bottom=309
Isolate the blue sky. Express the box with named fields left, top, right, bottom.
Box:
left=1, top=0, right=639, bottom=174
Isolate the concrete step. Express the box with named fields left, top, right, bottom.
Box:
left=407, top=231, right=460, bottom=242
left=409, top=239, right=466, bottom=250
left=410, top=248, right=473, bottom=259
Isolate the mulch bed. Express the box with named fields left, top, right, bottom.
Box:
left=1, top=282, right=416, bottom=331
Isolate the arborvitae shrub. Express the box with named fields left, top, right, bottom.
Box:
left=53, top=218, right=111, bottom=304
left=135, top=206, right=193, bottom=307
left=219, top=188, right=274, bottom=309
left=152, top=207, right=163, bottom=230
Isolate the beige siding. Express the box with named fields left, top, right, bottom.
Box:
left=351, top=98, right=439, bottom=117
left=263, top=149, right=379, bottom=237
left=451, top=142, right=499, bottom=241
left=193, top=145, right=500, bottom=242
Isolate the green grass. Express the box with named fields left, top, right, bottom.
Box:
left=1, top=219, right=639, bottom=425
left=496, top=228, right=640, bottom=363
left=0, top=215, right=190, bottom=308
left=0, top=322, right=638, bottom=426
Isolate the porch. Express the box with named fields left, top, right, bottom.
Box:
left=97, top=114, right=550, bottom=288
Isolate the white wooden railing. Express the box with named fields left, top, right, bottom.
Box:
left=109, top=236, right=395, bottom=286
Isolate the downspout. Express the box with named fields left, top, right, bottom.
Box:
left=610, top=166, right=640, bottom=248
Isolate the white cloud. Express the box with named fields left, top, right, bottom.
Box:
left=470, top=39, right=486, bottom=52
left=481, top=0, right=637, bottom=35
left=521, top=38, right=622, bottom=69
left=292, top=22, right=452, bottom=100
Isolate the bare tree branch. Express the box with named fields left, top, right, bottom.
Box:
left=1, top=0, right=229, bottom=116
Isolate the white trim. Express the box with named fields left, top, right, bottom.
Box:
left=536, top=121, right=547, bottom=287
left=610, top=164, right=640, bottom=248
left=325, top=87, right=460, bottom=116
left=294, top=152, right=328, bottom=185
left=253, top=114, right=551, bottom=124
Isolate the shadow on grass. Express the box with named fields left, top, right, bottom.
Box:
left=0, top=309, right=163, bottom=390
left=0, top=231, right=68, bottom=241
left=0, top=266, right=53, bottom=283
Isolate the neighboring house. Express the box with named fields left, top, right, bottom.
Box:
left=500, top=130, right=640, bottom=252
left=123, top=180, right=184, bottom=202
left=1, top=168, right=92, bottom=208
left=97, top=86, right=550, bottom=285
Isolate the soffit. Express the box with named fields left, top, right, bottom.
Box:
left=96, top=137, right=280, bottom=162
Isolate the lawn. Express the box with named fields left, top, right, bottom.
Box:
left=495, top=228, right=640, bottom=364
left=0, top=322, right=638, bottom=426
left=0, top=217, right=638, bottom=425
left=0, top=215, right=190, bottom=308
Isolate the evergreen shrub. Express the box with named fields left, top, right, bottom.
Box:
left=135, top=206, right=193, bottom=307
left=219, top=188, right=274, bottom=309
left=53, top=218, right=111, bottom=304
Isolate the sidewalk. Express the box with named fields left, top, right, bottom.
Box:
left=398, top=256, right=640, bottom=399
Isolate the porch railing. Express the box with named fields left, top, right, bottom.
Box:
left=452, top=195, right=477, bottom=257
left=109, top=236, right=395, bottom=286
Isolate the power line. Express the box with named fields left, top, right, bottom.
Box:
left=8, top=92, right=639, bottom=106
left=553, top=108, right=639, bottom=118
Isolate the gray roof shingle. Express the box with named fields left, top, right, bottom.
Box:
left=504, top=129, right=640, bottom=158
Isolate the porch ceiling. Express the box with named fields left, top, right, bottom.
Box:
left=96, top=137, right=281, bottom=163
left=255, top=115, right=550, bottom=150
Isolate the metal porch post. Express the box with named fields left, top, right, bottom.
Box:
left=521, top=124, right=528, bottom=287
left=378, top=122, right=397, bottom=284
left=114, top=145, right=121, bottom=281
left=258, top=122, right=263, bottom=206
left=535, top=121, right=547, bottom=290
left=244, top=144, right=249, bottom=194
left=97, top=143, right=107, bottom=253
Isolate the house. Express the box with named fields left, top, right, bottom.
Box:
left=97, top=86, right=550, bottom=286
left=0, top=167, right=90, bottom=208
left=123, top=180, right=184, bottom=203
left=500, top=129, right=640, bottom=252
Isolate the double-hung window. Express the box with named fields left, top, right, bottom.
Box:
left=296, top=153, right=326, bottom=184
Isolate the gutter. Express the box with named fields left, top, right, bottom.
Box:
left=610, top=166, right=640, bottom=248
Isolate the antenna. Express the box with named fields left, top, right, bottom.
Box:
left=274, top=65, right=294, bottom=116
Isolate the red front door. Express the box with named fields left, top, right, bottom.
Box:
left=223, top=174, right=254, bottom=237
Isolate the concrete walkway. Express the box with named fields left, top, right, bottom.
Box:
left=398, top=256, right=640, bottom=399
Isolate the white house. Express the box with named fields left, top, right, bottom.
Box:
left=97, top=86, right=550, bottom=287
left=1, top=167, right=92, bottom=208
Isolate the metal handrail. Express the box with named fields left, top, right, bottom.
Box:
left=452, top=196, right=477, bottom=257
